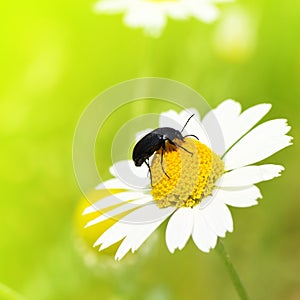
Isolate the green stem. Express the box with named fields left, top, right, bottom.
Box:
left=216, top=240, right=250, bottom=300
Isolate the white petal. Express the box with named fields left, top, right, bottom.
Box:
left=115, top=218, right=167, bottom=261
left=117, top=202, right=175, bottom=224
left=83, top=191, right=149, bottom=215
left=85, top=196, right=152, bottom=227
left=165, top=3, right=189, bottom=20
left=159, top=108, right=211, bottom=147
left=109, top=160, right=150, bottom=189
left=131, top=223, right=159, bottom=252
left=179, top=109, right=211, bottom=147
left=202, top=100, right=237, bottom=155
left=219, top=164, right=284, bottom=187
left=94, top=204, right=175, bottom=250
left=179, top=108, right=201, bottom=128
left=165, top=208, right=194, bottom=253
left=94, top=0, right=128, bottom=13
left=213, top=0, right=235, bottom=2
left=135, top=128, right=153, bottom=142
left=192, top=3, right=219, bottom=23
left=214, top=186, right=262, bottom=207
left=224, top=102, right=272, bottom=151
left=159, top=110, right=182, bottom=130
left=94, top=222, right=133, bottom=249
left=192, top=209, right=218, bottom=252
left=224, top=119, right=292, bottom=169
left=234, top=103, right=272, bottom=144
left=202, top=100, right=272, bottom=155
left=210, top=99, right=242, bottom=124
left=124, top=5, right=166, bottom=36
left=96, top=178, right=132, bottom=190
left=200, top=198, right=233, bottom=237
left=159, top=108, right=200, bottom=132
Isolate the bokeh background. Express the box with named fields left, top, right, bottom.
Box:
left=1, top=0, right=300, bottom=299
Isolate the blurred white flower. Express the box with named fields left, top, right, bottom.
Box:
left=83, top=100, right=292, bottom=260
left=214, top=7, right=257, bottom=62
left=94, top=0, right=232, bottom=37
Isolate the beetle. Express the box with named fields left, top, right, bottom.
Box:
left=132, top=114, right=198, bottom=180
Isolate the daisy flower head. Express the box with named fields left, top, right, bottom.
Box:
left=83, top=99, right=292, bottom=261
left=94, top=0, right=232, bottom=37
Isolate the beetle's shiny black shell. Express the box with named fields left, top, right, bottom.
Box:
left=132, top=127, right=184, bottom=167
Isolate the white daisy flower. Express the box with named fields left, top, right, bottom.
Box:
left=94, top=0, right=232, bottom=37
left=83, top=99, right=292, bottom=260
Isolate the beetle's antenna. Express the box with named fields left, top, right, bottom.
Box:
left=184, top=134, right=199, bottom=140
left=181, top=114, right=195, bottom=133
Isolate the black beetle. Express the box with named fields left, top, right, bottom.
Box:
left=132, top=114, right=198, bottom=180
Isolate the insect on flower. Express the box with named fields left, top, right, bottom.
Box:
left=132, top=114, right=198, bottom=180
left=83, top=100, right=292, bottom=261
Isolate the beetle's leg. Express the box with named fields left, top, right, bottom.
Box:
left=161, top=143, right=170, bottom=179
left=168, top=139, right=193, bottom=156
left=145, top=159, right=153, bottom=186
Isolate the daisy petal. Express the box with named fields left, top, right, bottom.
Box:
left=219, top=164, right=284, bottom=187
left=165, top=208, right=194, bottom=253
left=94, top=223, right=133, bottom=250
left=94, top=0, right=128, bottom=13
left=94, top=204, right=175, bottom=250
left=159, top=108, right=211, bottom=147
left=166, top=3, right=189, bottom=20
left=224, top=119, right=292, bottom=170
left=94, top=0, right=229, bottom=37
left=179, top=109, right=211, bottom=147
left=235, top=103, right=272, bottom=143
left=135, top=128, right=153, bottom=142
left=193, top=4, right=219, bottom=23
left=109, top=160, right=150, bottom=189
left=203, top=100, right=272, bottom=154
left=115, top=218, right=167, bottom=260
left=159, top=108, right=200, bottom=133
left=200, top=198, right=233, bottom=237
left=124, top=6, right=166, bottom=36
left=215, top=186, right=262, bottom=207
left=83, top=191, right=149, bottom=215
left=131, top=223, right=160, bottom=252
left=116, top=202, right=175, bottom=224
left=179, top=108, right=201, bottom=124
left=96, top=178, right=132, bottom=190
left=85, top=196, right=152, bottom=227
left=192, top=209, right=217, bottom=252
left=159, top=110, right=182, bottom=130
left=202, top=99, right=241, bottom=152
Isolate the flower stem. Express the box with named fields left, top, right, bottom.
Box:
left=216, top=240, right=250, bottom=300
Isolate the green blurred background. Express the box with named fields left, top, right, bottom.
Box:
left=1, top=0, right=299, bottom=299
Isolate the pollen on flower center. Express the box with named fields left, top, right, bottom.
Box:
left=150, top=138, right=225, bottom=208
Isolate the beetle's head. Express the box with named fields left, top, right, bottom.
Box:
left=175, top=129, right=184, bottom=140
left=133, top=156, right=144, bottom=167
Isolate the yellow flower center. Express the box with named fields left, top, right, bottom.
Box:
left=150, top=138, right=225, bottom=208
